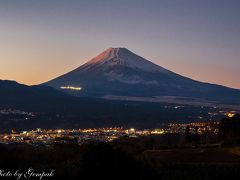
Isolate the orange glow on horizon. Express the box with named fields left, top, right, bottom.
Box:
left=1, top=61, right=240, bottom=90
left=0, top=47, right=239, bottom=89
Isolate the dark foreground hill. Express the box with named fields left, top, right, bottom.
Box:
left=1, top=138, right=240, bottom=180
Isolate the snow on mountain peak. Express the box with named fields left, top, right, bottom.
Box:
left=80, top=47, right=170, bottom=73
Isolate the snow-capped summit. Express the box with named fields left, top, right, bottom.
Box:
left=45, top=47, right=240, bottom=104
left=80, top=48, right=170, bottom=73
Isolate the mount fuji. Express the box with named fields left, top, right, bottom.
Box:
left=45, top=48, right=240, bottom=105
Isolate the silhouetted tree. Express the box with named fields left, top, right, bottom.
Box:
left=193, top=127, right=200, bottom=147
left=219, top=114, right=240, bottom=139
left=185, top=126, right=192, bottom=144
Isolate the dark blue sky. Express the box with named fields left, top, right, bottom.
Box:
left=0, top=0, right=239, bottom=88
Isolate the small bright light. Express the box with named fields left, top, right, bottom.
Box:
left=60, top=86, right=82, bottom=91
left=151, top=129, right=165, bottom=135
left=57, top=130, right=62, bottom=133
left=227, top=113, right=235, bottom=118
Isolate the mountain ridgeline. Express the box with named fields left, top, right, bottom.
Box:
left=45, top=48, right=240, bottom=105
left=0, top=80, right=71, bottom=111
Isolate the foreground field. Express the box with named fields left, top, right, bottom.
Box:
left=1, top=138, right=240, bottom=180
left=143, top=148, right=240, bottom=164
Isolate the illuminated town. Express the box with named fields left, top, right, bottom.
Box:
left=0, top=122, right=220, bottom=146
left=0, top=107, right=237, bottom=146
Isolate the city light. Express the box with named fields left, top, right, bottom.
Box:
left=0, top=121, right=223, bottom=145
left=60, top=86, right=82, bottom=91
left=227, top=112, right=235, bottom=118
left=57, top=130, right=62, bottom=133
left=151, top=129, right=165, bottom=135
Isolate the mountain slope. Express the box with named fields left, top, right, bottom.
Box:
left=45, top=48, right=240, bottom=105
left=1, top=79, right=226, bottom=129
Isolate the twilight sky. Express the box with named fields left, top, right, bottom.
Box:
left=0, top=0, right=239, bottom=89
